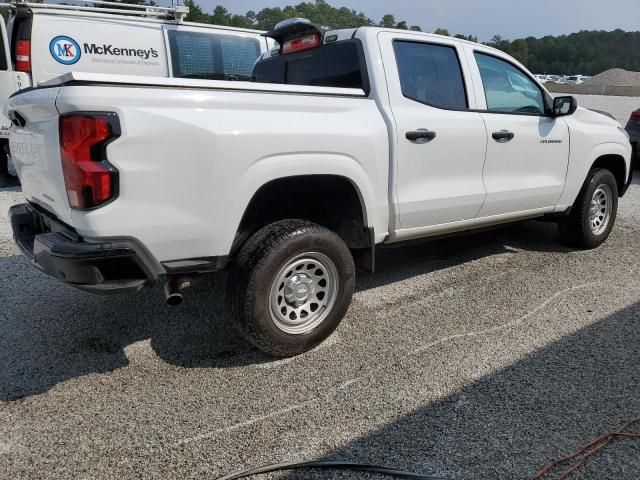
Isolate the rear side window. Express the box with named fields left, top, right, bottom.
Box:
left=252, top=41, right=367, bottom=92
left=394, top=41, right=467, bottom=110
left=167, top=30, right=261, bottom=80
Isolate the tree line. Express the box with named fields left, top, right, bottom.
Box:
left=2, top=0, right=638, bottom=76
left=179, top=2, right=485, bottom=42
left=182, top=0, right=638, bottom=75
left=182, top=0, right=424, bottom=32
left=486, top=30, right=640, bottom=75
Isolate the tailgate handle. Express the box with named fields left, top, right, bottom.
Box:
left=8, top=110, right=26, bottom=127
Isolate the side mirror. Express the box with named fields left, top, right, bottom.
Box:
left=552, top=96, right=578, bottom=117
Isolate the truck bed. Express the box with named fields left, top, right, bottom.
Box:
left=6, top=72, right=389, bottom=264
left=38, top=72, right=368, bottom=97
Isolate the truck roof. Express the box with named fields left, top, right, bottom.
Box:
left=268, top=23, right=504, bottom=58
left=351, top=26, right=497, bottom=51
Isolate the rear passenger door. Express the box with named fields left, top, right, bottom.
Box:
left=379, top=33, right=488, bottom=232
left=163, top=25, right=264, bottom=81
left=466, top=48, right=570, bottom=217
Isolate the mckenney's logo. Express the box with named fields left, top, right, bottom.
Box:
left=49, top=35, right=81, bottom=65
left=83, top=43, right=159, bottom=60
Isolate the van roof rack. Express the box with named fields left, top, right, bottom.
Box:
left=0, top=0, right=190, bottom=22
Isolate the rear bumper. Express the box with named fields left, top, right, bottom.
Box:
left=10, top=203, right=157, bottom=293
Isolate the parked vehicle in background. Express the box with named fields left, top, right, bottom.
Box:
left=564, top=75, right=590, bottom=85
left=7, top=20, right=633, bottom=357
left=534, top=74, right=550, bottom=83
left=0, top=0, right=271, bottom=184
left=626, top=109, right=640, bottom=168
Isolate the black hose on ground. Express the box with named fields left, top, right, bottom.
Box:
left=217, top=460, right=448, bottom=480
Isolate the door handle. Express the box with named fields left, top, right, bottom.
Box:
left=406, top=129, right=437, bottom=142
left=492, top=130, right=515, bottom=142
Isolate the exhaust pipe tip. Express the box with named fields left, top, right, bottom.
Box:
left=164, top=278, right=185, bottom=307
left=166, top=292, right=184, bottom=307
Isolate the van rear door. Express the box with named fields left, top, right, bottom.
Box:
left=0, top=14, right=31, bottom=140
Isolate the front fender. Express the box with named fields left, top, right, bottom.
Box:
left=556, top=141, right=632, bottom=210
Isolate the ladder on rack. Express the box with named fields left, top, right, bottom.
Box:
left=0, top=0, right=190, bottom=22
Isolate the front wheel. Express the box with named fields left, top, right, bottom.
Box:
left=227, top=220, right=355, bottom=357
left=558, top=168, right=618, bottom=249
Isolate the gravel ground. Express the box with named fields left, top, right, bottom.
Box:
left=2, top=179, right=640, bottom=477
left=571, top=94, right=639, bottom=125
left=585, top=69, right=640, bottom=87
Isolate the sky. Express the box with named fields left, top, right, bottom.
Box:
left=187, top=0, right=640, bottom=41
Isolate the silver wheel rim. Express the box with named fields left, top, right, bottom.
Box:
left=269, top=252, right=339, bottom=335
left=589, top=184, right=612, bottom=235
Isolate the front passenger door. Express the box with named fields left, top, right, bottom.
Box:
left=470, top=50, right=570, bottom=217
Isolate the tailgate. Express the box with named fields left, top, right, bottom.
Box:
left=6, top=87, right=73, bottom=225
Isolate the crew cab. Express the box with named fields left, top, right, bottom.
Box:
left=7, top=20, right=633, bottom=357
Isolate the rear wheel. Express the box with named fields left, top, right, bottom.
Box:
left=558, top=168, right=618, bottom=249
left=227, top=220, right=355, bottom=357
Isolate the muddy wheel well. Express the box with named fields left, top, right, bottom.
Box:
left=233, top=175, right=371, bottom=255
left=592, top=154, right=627, bottom=195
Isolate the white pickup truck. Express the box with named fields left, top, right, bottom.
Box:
left=7, top=20, right=634, bottom=356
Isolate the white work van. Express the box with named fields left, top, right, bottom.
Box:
left=0, top=0, right=270, bottom=175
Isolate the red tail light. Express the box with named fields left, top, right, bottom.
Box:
left=15, top=39, right=31, bottom=72
left=282, top=33, right=319, bottom=54
left=60, top=114, right=119, bottom=209
left=631, top=111, right=640, bottom=121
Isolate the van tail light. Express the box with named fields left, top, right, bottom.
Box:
left=282, top=33, right=319, bottom=54
left=60, top=113, right=120, bottom=209
left=631, top=111, right=640, bottom=121
left=15, top=39, right=31, bottom=72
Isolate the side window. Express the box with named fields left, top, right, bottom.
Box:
left=252, top=41, right=366, bottom=91
left=393, top=41, right=467, bottom=110
left=167, top=30, right=261, bottom=80
left=474, top=52, right=545, bottom=115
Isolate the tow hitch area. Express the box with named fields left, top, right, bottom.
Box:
left=164, top=275, right=206, bottom=306
left=9, top=203, right=156, bottom=293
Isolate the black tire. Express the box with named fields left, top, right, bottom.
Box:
left=227, top=219, right=355, bottom=357
left=558, top=168, right=618, bottom=249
